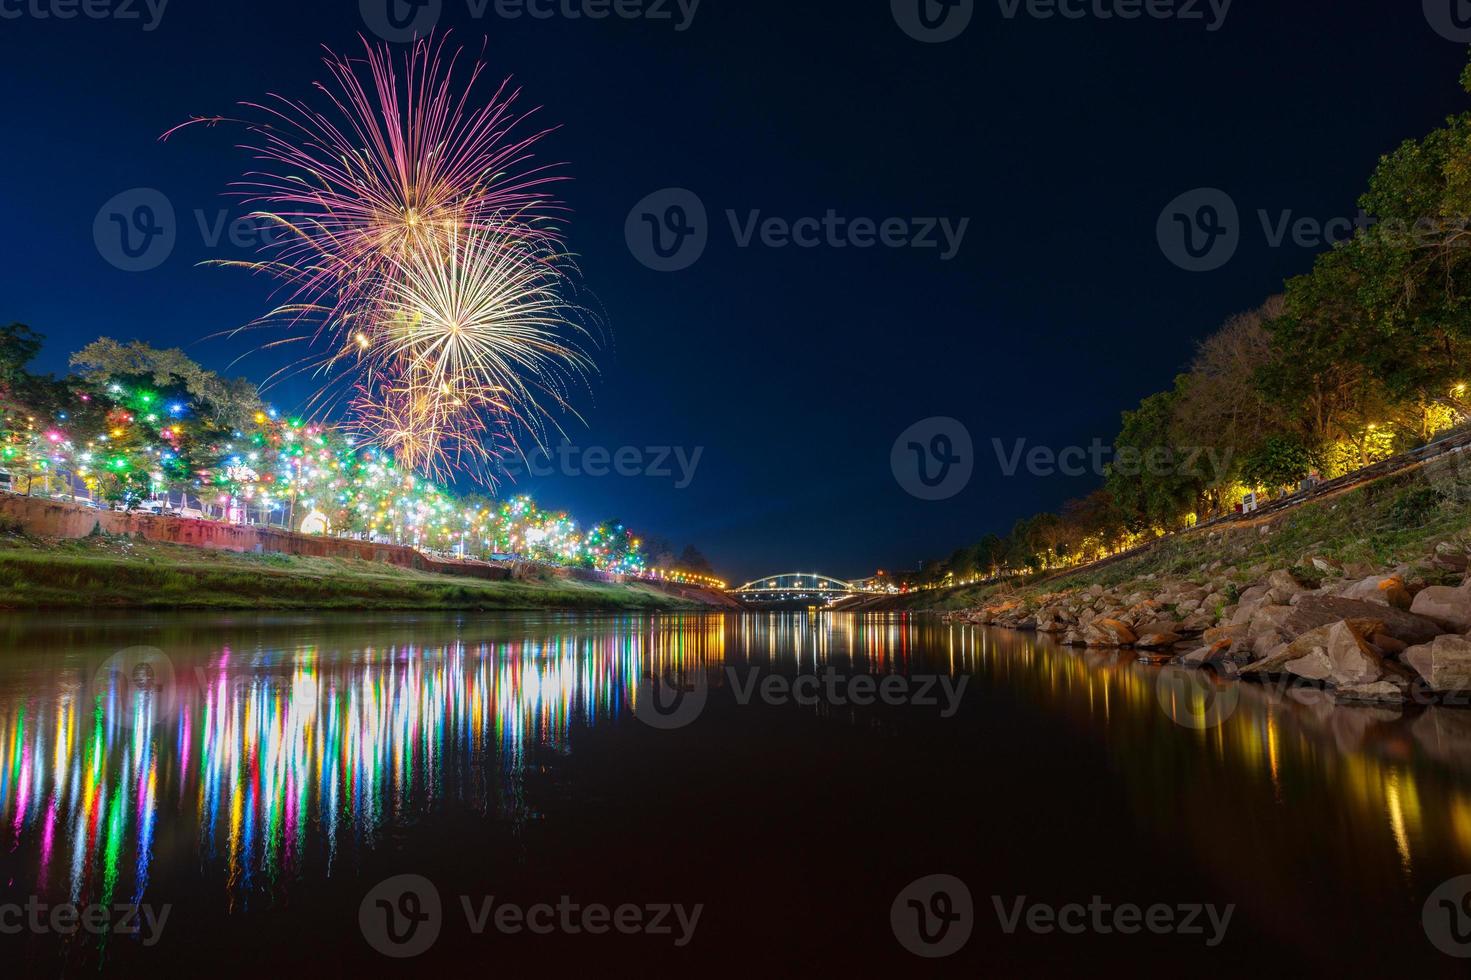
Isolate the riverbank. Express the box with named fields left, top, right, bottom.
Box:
left=0, top=532, right=720, bottom=612
left=904, top=454, right=1471, bottom=704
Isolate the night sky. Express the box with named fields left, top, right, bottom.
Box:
left=4, top=1, right=1467, bottom=583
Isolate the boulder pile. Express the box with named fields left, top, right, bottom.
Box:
left=945, top=545, right=1471, bottom=705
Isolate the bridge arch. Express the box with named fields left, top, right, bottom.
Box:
left=729, top=573, right=870, bottom=602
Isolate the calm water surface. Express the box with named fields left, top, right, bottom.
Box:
left=1, top=612, right=1469, bottom=976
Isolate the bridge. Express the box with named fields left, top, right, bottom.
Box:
left=729, top=572, right=877, bottom=605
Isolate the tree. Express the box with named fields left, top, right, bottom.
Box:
left=1107, top=386, right=1210, bottom=528
left=1241, top=435, right=1318, bottom=493
left=1262, top=252, right=1399, bottom=469
left=1171, top=298, right=1290, bottom=496
left=0, top=323, right=43, bottom=389
left=678, top=545, right=715, bottom=576
left=70, top=339, right=265, bottom=430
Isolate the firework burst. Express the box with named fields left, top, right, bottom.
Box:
left=167, top=34, right=595, bottom=484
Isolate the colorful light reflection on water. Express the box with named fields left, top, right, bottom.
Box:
left=0, top=615, right=729, bottom=921
left=3, top=613, right=1471, bottom=974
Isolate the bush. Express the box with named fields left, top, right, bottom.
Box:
left=1387, top=485, right=1447, bottom=528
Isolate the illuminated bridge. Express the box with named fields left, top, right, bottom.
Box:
left=729, top=573, right=876, bottom=605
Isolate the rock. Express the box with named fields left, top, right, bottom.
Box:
left=1263, top=569, right=1298, bottom=590
left=1433, top=551, right=1470, bottom=573
left=1334, top=681, right=1407, bottom=705
left=1034, top=608, right=1069, bottom=633
left=1243, top=619, right=1384, bottom=679
left=1229, top=586, right=1271, bottom=626
left=1176, top=640, right=1232, bottom=667
left=1135, top=619, right=1181, bottom=636
left=1136, top=632, right=1183, bottom=650
left=1203, top=624, right=1246, bottom=645
left=1311, top=557, right=1343, bottom=574
left=1403, top=634, right=1471, bottom=693
left=1339, top=574, right=1412, bottom=610
left=1283, top=596, right=1443, bottom=645
left=1370, top=633, right=1408, bottom=657
left=1179, top=612, right=1216, bottom=634
left=1410, top=585, right=1471, bottom=633
left=1247, top=605, right=1295, bottom=637
left=1283, top=621, right=1388, bottom=688
left=1084, top=618, right=1137, bottom=648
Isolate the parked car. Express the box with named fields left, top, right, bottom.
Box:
left=121, top=500, right=173, bottom=516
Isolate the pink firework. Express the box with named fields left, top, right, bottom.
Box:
left=164, top=32, right=567, bottom=365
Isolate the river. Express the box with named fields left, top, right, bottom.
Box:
left=0, top=612, right=1468, bottom=975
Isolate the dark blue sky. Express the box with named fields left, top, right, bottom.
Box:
left=3, top=1, right=1467, bottom=582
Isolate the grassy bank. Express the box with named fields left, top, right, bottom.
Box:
left=896, top=454, right=1471, bottom=612
left=0, top=532, right=705, bottom=612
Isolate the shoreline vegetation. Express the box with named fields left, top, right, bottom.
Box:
left=894, top=57, right=1471, bottom=600
left=894, top=454, right=1471, bottom=706
left=0, top=532, right=714, bottom=612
